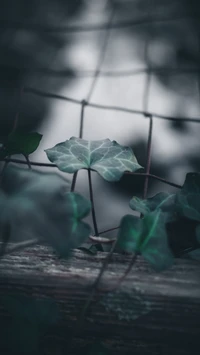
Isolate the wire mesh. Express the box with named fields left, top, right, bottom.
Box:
left=2, top=2, right=200, bottom=336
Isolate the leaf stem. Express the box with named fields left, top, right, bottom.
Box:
left=88, top=169, right=99, bottom=236
left=24, top=155, right=32, bottom=169
left=71, top=171, right=78, bottom=192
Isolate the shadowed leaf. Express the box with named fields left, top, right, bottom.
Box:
left=117, top=211, right=174, bottom=271
left=176, top=173, right=200, bottom=222
left=129, top=192, right=175, bottom=221
left=1, top=131, right=42, bottom=158
left=0, top=165, right=91, bottom=257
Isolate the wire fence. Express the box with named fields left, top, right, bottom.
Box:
left=2, top=2, right=200, bottom=338
left=5, top=3, right=200, bottom=201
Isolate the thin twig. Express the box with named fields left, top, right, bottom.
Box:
left=3, top=157, right=56, bottom=167
left=99, top=225, right=120, bottom=235
left=127, top=172, right=181, bottom=189
left=2, top=157, right=182, bottom=188
left=24, top=155, right=32, bottom=169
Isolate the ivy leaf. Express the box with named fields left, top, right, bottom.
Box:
left=0, top=165, right=91, bottom=257
left=1, top=131, right=42, bottom=157
left=176, top=173, right=200, bottom=222
left=129, top=192, right=175, bottom=221
left=117, top=211, right=174, bottom=271
left=45, top=137, right=142, bottom=182
left=60, top=192, right=91, bottom=257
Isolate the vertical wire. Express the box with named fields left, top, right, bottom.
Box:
left=143, top=114, right=153, bottom=199
left=142, top=20, right=153, bottom=200
left=86, top=2, right=115, bottom=103
left=70, top=100, right=86, bottom=191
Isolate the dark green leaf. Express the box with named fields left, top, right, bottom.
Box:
left=129, top=192, right=175, bottom=221
left=45, top=137, right=142, bottom=181
left=117, top=211, right=174, bottom=271
left=0, top=165, right=91, bottom=257
left=3, top=131, right=42, bottom=156
left=176, top=173, right=200, bottom=222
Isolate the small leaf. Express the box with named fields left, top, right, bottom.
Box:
left=2, top=131, right=42, bottom=157
left=117, top=211, right=174, bottom=271
left=45, top=137, right=142, bottom=182
left=130, top=192, right=175, bottom=221
left=176, top=173, right=200, bottom=222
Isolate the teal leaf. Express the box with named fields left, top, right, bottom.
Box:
left=129, top=192, right=175, bottom=221
left=0, top=165, right=91, bottom=257
left=176, top=173, right=200, bottom=222
left=117, top=211, right=174, bottom=271
left=45, top=137, right=142, bottom=181
left=2, top=131, right=42, bottom=157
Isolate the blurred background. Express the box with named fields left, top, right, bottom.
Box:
left=1, top=0, right=200, bottom=237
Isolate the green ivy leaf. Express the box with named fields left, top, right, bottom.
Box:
left=45, top=137, right=142, bottom=182
left=0, top=165, right=91, bottom=257
left=176, top=173, right=200, bottom=222
left=129, top=192, right=175, bottom=221
left=117, top=211, right=174, bottom=271
left=2, top=131, right=42, bottom=157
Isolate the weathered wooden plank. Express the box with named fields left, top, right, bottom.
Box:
left=0, top=245, right=200, bottom=354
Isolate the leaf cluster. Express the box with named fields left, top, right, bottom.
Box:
left=0, top=134, right=200, bottom=271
